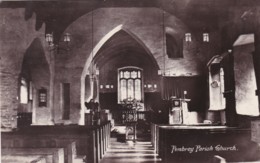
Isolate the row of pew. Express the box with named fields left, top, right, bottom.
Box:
left=2, top=122, right=111, bottom=163
left=151, top=123, right=260, bottom=163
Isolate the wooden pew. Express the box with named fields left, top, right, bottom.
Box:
left=157, top=125, right=260, bottom=163
left=2, top=136, right=76, bottom=163
left=2, top=155, right=47, bottom=163
left=2, top=148, right=64, bottom=163
left=2, top=132, right=89, bottom=163
left=93, top=122, right=111, bottom=162
left=150, top=123, right=159, bottom=154
left=2, top=122, right=111, bottom=163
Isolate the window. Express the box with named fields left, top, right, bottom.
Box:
left=38, top=88, right=47, bottom=107
left=118, top=67, right=143, bottom=103
left=203, top=33, right=209, bottom=42
left=20, top=78, right=28, bottom=104
left=185, top=33, right=192, bottom=42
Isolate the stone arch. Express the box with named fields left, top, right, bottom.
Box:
left=82, top=25, right=159, bottom=76
left=79, top=25, right=159, bottom=125
left=20, top=38, right=52, bottom=125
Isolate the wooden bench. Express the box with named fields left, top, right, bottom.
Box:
left=2, top=155, right=47, bottom=163
left=91, top=122, right=111, bottom=163
left=2, top=148, right=64, bottom=163
left=157, top=125, right=260, bottom=163
left=2, top=137, right=76, bottom=163
left=2, top=122, right=111, bottom=163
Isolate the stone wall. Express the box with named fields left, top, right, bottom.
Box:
left=59, top=8, right=222, bottom=124
left=0, top=7, right=225, bottom=127
left=0, top=8, right=47, bottom=130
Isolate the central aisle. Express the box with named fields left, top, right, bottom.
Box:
left=100, top=137, right=162, bottom=163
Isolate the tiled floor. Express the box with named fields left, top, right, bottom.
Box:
left=100, top=138, right=162, bottom=163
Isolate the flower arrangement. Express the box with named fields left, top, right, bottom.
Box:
left=121, top=98, right=143, bottom=110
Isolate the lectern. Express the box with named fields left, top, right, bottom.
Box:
left=169, top=97, right=190, bottom=125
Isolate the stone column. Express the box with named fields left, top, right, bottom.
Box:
left=0, top=72, right=20, bottom=130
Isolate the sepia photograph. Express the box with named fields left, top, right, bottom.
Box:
left=1, top=0, right=260, bottom=162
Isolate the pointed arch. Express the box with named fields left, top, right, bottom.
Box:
left=82, top=24, right=159, bottom=76
left=79, top=25, right=159, bottom=124
left=20, top=37, right=53, bottom=125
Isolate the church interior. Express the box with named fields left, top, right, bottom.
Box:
left=1, top=0, right=260, bottom=162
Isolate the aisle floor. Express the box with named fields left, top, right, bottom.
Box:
left=100, top=138, right=162, bottom=163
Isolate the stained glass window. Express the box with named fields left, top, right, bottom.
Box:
left=128, top=79, right=134, bottom=99
left=131, top=71, right=137, bottom=78
left=118, top=67, right=143, bottom=103
left=124, top=71, right=130, bottom=79
left=137, top=71, right=141, bottom=78
left=135, top=79, right=141, bottom=100
left=121, top=79, right=127, bottom=100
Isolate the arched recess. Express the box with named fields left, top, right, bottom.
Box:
left=165, top=27, right=184, bottom=59
left=20, top=38, right=52, bottom=125
left=79, top=25, right=159, bottom=125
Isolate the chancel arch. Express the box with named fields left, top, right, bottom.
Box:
left=80, top=26, right=159, bottom=125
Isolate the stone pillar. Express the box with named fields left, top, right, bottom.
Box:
left=0, top=22, right=27, bottom=130
left=0, top=72, right=19, bottom=130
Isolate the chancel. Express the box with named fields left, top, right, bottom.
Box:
left=1, top=0, right=260, bottom=163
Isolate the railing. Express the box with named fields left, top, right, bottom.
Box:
left=113, top=110, right=151, bottom=124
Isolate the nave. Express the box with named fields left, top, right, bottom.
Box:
left=1, top=112, right=260, bottom=163
left=101, top=137, right=161, bottom=163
